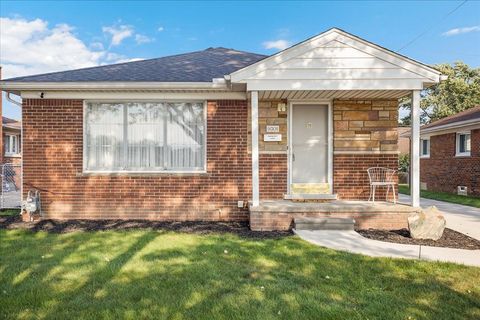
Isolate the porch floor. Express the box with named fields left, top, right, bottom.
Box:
left=249, top=200, right=421, bottom=231
left=250, top=200, right=418, bottom=213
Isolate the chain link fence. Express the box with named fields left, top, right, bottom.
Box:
left=1, top=163, right=21, bottom=209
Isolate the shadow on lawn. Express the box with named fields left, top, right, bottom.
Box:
left=1, top=230, right=479, bottom=319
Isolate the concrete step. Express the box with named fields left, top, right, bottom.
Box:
left=294, top=217, right=355, bottom=231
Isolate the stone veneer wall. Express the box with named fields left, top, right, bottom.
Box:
left=333, top=99, right=398, bottom=152
left=333, top=99, right=399, bottom=200
left=248, top=99, right=289, bottom=200
left=247, top=99, right=288, bottom=153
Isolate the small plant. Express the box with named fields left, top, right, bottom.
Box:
left=398, top=153, right=410, bottom=172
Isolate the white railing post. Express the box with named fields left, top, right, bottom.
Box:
left=411, top=90, right=421, bottom=207
left=251, top=91, right=260, bottom=207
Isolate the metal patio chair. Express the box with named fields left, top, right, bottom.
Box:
left=367, top=167, right=397, bottom=203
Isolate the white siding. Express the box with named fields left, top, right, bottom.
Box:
left=243, top=40, right=423, bottom=83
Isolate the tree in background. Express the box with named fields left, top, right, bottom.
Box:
left=400, top=61, right=480, bottom=125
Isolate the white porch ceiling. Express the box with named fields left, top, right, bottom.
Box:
left=259, top=89, right=410, bottom=100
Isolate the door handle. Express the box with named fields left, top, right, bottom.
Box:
left=292, top=153, right=295, bottom=161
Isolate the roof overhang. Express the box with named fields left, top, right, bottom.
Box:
left=0, top=80, right=248, bottom=100
left=421, top=118, right=480, bottom=137
left=0, top=81, right=230, bottom=93
left=401, top=118, right=480, bottom=138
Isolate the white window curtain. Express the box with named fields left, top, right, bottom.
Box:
left=85, top=102, right=205, bottom=172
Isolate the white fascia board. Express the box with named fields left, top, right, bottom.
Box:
left=0, top=81, right=229, bottom=91
left=20, top=90, right=247, bottom=100
left=230, top=28, right=441, bottom=83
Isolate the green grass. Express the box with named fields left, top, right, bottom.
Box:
left=0, top=209, right=21, bottom=216
left=399, top=184, right=480, bottom=208
left=1, top=230, right=479, bottom=319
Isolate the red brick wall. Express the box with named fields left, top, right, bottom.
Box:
left=259, top=154, right=287, bottom=199
left=421, top=129, right=480, bottom=196
left=22, top=99, right=252, bottom=220
left=334, top=154, right=399, bottom=201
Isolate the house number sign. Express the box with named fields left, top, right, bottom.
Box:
left=264, top=134, right=282, bottom=142
left=266, top=125, right=280, bottom=133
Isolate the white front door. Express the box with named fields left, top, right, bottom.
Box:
left=291, top=104, right=329, bottom=185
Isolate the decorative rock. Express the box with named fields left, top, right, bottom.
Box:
left=408, top=206, right=446, bottom=240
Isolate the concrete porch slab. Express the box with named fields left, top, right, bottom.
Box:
left=250, top=200, right=419, bottom=213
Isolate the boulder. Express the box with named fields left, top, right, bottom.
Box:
left=408, top=206, right=446, bottom=240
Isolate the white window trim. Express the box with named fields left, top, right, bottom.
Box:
left=455, top=131, right=471, bottom=157
left=82, top=100, right=208, bottom=174
left=4, top=134, right=20, bottom=156
left=420, top=138, right=430, bottom=158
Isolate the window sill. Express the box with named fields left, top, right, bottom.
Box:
left=4, top=154, right=21, bottom=158
left=455, top=153, right=471, bottom=158
left=79, top=171, right=208, bottom=177
left=420, top=155, right=430, bottom=159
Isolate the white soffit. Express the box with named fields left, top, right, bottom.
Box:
left=230, top=28, right=441, bottom=91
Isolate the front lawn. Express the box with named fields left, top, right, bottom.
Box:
left=0, top=209, right=20, bottom=216
left=399, top=184, right=480, bottom=208
left=1, top=229, right=479, bottom=319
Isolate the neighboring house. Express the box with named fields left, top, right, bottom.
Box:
left=397, top=127, right=411, bottom=155
left=419, top=106, right=480, bottom=196
left=2, top=117, right=21, bottom=165
left=0, top=28, right=442, bottom=229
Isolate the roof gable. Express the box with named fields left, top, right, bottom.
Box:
left=229, top=28, right=442, bottom=89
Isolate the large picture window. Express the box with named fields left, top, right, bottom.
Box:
left=85, top=102, right=206, bottom=172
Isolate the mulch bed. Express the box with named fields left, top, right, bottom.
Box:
left=0, top=215, right=291, bottom=239
left=357, top=228, right=480, bottom=250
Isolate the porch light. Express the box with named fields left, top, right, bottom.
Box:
left=277, top=103, right=286, bottom=112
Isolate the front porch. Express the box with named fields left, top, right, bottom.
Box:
left=229, top=29, right=443, bottom=214
left=249, top=200, right=421, bottom=231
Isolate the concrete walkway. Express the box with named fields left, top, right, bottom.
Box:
left=294, top=229, right=480, bottom=267
left=399, top=194, right=480, bottom=240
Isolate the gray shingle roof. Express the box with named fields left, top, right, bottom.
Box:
left=421, top=105, right=480, bottom=130
left=3, top=47, right=268, bottom=82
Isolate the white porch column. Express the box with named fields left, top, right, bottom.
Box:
left=251, top=91, right=260, bottom=207
left=411, top=90, right=421, bottom=207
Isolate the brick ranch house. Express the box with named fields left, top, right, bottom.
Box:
left=416, top=106, right=480, bottom=196
left=0, top=28, right=443, bottom=230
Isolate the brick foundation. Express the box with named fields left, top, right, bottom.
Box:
left=250, top=210, right=412, bottom=231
